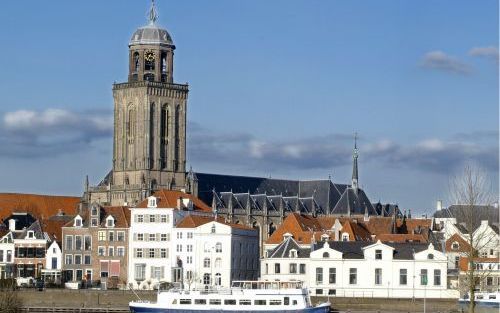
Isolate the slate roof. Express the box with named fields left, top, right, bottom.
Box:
left=195, top=173, right=372, bottom=215
left=433, top=205, right=499, bottom=230
left=267, top=236, right=311, bottom=258
left=267, top=240, right=430, bottom=260
left=331, top=187, right=376, bottom=216
left=3, top=213, right=37, bottom=231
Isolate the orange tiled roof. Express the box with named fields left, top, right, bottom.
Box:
left=341, top=220, right=372, bottom=241
left=266, top=213, right=335, bottom=244
left=101, top=206, right=130, bottom=228
left=0, top=193, right=80, bottom=222
left=375, top=233, right=426, bottom=243
left=135, top=190, right=211, bottom=212
left=176, top=215, right=253, bottom=230
left=458, top=257, right=500, bottom=271
left=42, top=216, right=74, bottom=242
left=445, top=233, right=472, bottom=253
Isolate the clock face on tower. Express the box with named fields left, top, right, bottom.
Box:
left=145, top=50, right=156, bottom=62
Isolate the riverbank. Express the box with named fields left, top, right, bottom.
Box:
left=15, top=289, right=477, bottom=313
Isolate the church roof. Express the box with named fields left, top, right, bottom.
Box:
left=135, top=190, right=211, bottom=212
left=129, top=1, right=174, bottom=47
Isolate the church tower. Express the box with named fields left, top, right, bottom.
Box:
left=92, top=1, right=188, bottom=206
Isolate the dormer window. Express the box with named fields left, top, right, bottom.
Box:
left=427, top=253, right=434, bottom=260
left=106, top=216, right=115, bottom=228
left=342, top=233, right=349, bottom=241
left=451, top=242, right=459, bottom=250
left=91, top=206, right=98, bottom=216
left=375, top=249, right=382, bottom=260
left=211, top=224, right=216, bottom=234
left=74, top=216, right=83, bottom=227
left=323, top=252, right=330, bottom=258
left=147, top=196, right=157, bottom=208
left=27, top=231, right=35, bottom=239
left=289, top=249, right=297, bottom=258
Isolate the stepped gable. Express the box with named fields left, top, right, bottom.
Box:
left=0, top=193, right=80, bottom=222
left=136, top=190, right=211, bottom=212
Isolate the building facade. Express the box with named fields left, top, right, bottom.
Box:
left=88, top=2, right=188, bottom=206
left=261, top=236, right=457, bottom=299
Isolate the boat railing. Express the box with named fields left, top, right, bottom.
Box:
left=231, top=280, right=303, bottom=290
left=160, top=286, right=233, bottom=295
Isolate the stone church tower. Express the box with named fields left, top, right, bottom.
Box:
left=88, top=1, right=188, bottom=206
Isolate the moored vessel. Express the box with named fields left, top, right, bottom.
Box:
left=129, top=281, right=331, bottom=312
left=459, top=291, right=500, bottom=308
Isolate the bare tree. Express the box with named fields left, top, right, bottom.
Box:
left=448, top=164, right=497, bottom=313
left=0, top=280, right=23, bottom=313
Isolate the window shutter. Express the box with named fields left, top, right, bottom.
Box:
left=156, top=233, right=161, bottom=241
left=150, top=266, right=154, bottom=278
left=133, top=233, right=137, bottom=241
left=161, top=266, right=165, bottom=279
left=134, top=215, right=138, bottom=223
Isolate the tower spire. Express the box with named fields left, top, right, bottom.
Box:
left=148, top=0, right=158, bottom=24
left=351, top=132, right=359, bottom=192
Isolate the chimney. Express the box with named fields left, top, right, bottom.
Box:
left=177, top=197, right=184, bottom=210
left=436, top=200, right=442, bottom=211
left=8, top=219, right=16, bottom=231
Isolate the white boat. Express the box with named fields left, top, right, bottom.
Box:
left=129, top=281, right=331, bottom=313
left=459, top=291, right=500, bottom=307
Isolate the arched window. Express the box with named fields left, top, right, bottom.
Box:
left=211, top=225, right=216, bottom=234
left=451, top=242, right=459, bottom=250
left=203, top=258, right=210, bottom=268
left=160, top=105, right=169, bottom=169
left=127, top=109, right=136, bottom=138
left=203, top=273, right=210, bottom=285
left=342, top=233, right=349, bottom=241
left=323, top=252, right=329, bottom=258
left=427, top=254, right=434, bottom=260
left=133, top=52, right=140, bottom=72
left=161, top=52, right=167, bottom=73
left=215, top=273, right=221, bottom=286
left=144, top=73, right=155, bottom=82
left=215, top=242, right=222, bottom=253
left=268, top=222, right=276, bottom=236
left=215, top=258, right=222, bottom=268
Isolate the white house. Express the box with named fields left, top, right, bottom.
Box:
left=127, top=191, right=213, bottom=289
left=175, top=215, right=259, bottom=289
left=261, top=235, right=458, bottom=299
left=0, top=231, right=15, bottom=279
left=41, top=240, right=63, bottom=284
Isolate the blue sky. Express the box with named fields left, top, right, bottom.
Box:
left=0, top=1, right=497, bottom=214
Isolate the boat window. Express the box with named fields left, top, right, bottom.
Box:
left=284, top=297, right=290, bottom=305
left=476, top=295, right=484, bottom=299
left=292, top=300, right=298, bottom=305
left=179, top=299, right=191, bottom=305
left=328, top=289, right=336, bottom=295
left=209, top=299, right=221, bottom=305
left=269, top=300, right=282, bottom=305
left=195, top=299, right=206, bottom=304
left=239, top=300, right=251, bottom=305
left=224, top=299, right=236, bottom=305
left=255, top=300, right=266, bottom=305
left=489, top=295, right=496, bottom=299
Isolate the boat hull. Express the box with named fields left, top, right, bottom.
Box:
left=130, top=303, right=331, bottom=313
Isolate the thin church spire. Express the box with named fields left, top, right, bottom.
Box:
left=351, top=132, right=359, bottom=192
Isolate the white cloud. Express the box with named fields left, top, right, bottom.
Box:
left=469, top=46, right=499, bottom=63
left=420, top=51, right=471, bottom=75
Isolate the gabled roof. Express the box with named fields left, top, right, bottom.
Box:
left=266, top=213, right=327, bottom=245
left=433, top=205, right=499, bottom=230
left=331, top=187, right=376, bottom=216
left=101, top=206, right=130, bottom=228
left=43, top=214, right=74, bottom=242
left=445, top=233, right=472, bottom=253
left=0, top=193, right=80, bottom=222
left=176, top=214, right=253, bottom=230
left=267, top=236, right=310, bottom=258
left=135, top=190, right=211, bottom=212
left=375, top=233, right=426, bottom=243
left=341, top=220, right=372, bottom=241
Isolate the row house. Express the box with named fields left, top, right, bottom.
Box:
left=458, top=257, right=500, bottom=293
left=174, top=215, right=259, bottom=289
left=127, top=190, right=213, bottom=289
left=127, top=190, right=259, bottom=290
left=261, top=234, right=458, bottom=299
left=62, top=204, right=130, bottom=289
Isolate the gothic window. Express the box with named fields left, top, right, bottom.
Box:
left=127, top=109, right=136, bottom=138
left=144, top=73, right=155, bottom=82
left=174, top=105, right=180, bottom=170
left=268, top=222, right=276, bottom=236
left=160, top=105, right=169, bottom=168
left=161, top=52, right=167, bottom=73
